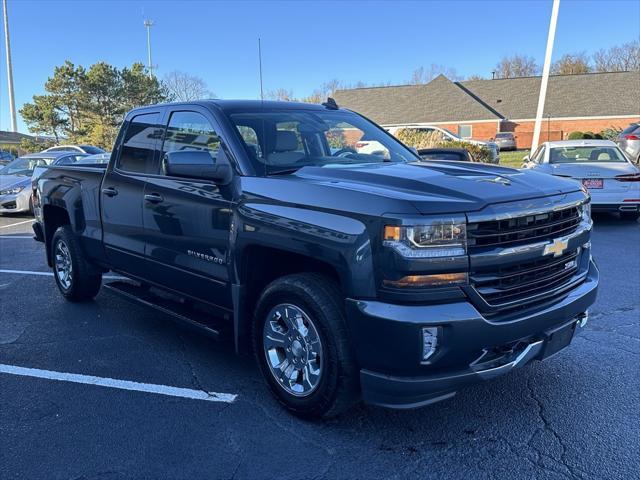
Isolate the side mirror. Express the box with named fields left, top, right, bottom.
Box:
left=522, top=155, right=530, bottom=162
left=163, top=149, right=232, bottom=184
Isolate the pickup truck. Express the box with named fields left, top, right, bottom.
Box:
left=34, top=99, right=598, bottom=418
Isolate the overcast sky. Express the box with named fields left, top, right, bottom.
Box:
left=1, top=0, right=639, bottom=133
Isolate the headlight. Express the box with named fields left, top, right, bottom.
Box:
left=383, top=221, right=466, bottom=258
left=579, top=201, right=591, bottom=222
left=0, top=186, right=25, bottom=195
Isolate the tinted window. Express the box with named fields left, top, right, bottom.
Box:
left=621, top=124, right=639, bottom=135
left=117, top=113, right=161, bottom=173
left=420, top=152, right=466, bottom=161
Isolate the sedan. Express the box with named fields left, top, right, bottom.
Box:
left=522, top=140, right=640, bottom=221
left=493, top=132, right=517, bottom=151
left=616, top=123, right=640, bottom=165
left=0, top=152, right=86, bottom=215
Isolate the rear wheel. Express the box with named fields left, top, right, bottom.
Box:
left=52, top=226, right=102, bottom=302
left=620, top=211, right=640, bottom=222
left=253, top=273, right=360, bottom=418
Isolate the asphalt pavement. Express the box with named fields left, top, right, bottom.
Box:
left=0, top=212, right=638, bottom=480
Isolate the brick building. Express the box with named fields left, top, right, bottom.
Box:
left=334, top=71, right=640, bottom=149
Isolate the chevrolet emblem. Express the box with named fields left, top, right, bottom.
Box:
left=543, top=238, right=569, bottom=257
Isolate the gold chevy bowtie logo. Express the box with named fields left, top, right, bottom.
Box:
left=543, top=238, right=569, bottom=257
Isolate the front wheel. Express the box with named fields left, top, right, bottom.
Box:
left=52, top=226, right=102, bottom=302
left=253, top=273, right=359, bottom=418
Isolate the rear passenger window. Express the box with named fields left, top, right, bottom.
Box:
left=117, top=113, right=161, bottom=173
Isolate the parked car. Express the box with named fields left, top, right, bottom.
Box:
left=418, top=147, right=473, bottom=162
left=493, top=132, right=517, bottom=151
left=522, top=140, right=640, bottom=221
left=0, top=150, right=15, bottom=165
left=35, top=100, right=597, bottom=418
left=0, top=152, right=86, bottom=215
left=75, top=152, right=111, bottom=165
left=616, top=123, right=640, bottom=165
left=44, top=144, right=106, bottom=154
left=388, top=125, right=500, bottom=163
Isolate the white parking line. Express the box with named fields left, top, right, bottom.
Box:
left=0, top=269, right=124, bottom=280
left=0, top=236, right=34, bottom=239
left=0, top=219, right=34, bottom=229
left=0, top=363, right=237, bottom=403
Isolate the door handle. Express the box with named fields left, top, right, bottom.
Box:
left=102, top=187, right=118, bottom=197
left=144, top=193, right=164, bottom=203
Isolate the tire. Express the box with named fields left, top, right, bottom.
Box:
left=28, top=196, right=34, bottom=215
left=51, top=225, right=102, bottom=302
left=620, top=211, right=640, bottom=222
left=252, top=273, right=360, bottom=419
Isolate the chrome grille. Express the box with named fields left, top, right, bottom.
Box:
left=470, top=248, right=581, bottom=310
left=467, top=206, right=581, bottom=251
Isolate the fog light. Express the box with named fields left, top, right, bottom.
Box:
left=422, top=327, right=439, bottom=362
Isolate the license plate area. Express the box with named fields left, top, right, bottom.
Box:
left=540, top=322, right=576, bottom=360
left=582, top=178, right=603, bottom=189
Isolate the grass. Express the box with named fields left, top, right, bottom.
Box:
left=498, top=149, right=529, bottom=168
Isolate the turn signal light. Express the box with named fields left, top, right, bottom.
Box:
left=383, top=273, right=468, bottom=288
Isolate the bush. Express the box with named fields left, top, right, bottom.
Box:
left=593, top=133, right=603, bottom=139
left=394, top=128, right=492, bottom=163
left=583, top=131, right=595, bottom=139
left=567, top=131, right=584, bottom=140
left=599, top=127, right=622, bottom=140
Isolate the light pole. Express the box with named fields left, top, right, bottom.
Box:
left=144, top=19, right=154, bottom=77
left=2, top=0, right=17, bottom=132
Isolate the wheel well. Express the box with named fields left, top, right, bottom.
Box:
left=43, top=205, right=70, bottom=266
left=236, top=245, right=344, bottom=353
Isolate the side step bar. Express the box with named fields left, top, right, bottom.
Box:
left=104, top=281, right=225, bottom=340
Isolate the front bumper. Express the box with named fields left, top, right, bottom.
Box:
left=345, top=259, right=599, bottom=409
left=0, top=190, right=31, bottom=214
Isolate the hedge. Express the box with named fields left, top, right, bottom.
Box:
left=394, top=128, right=492, bottom=163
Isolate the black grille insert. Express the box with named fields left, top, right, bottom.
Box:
left=471, top=249, right=581, bottom=309
left=468, top=206, right=581, bottom=250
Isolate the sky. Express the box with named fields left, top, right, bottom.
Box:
left=1, top=0, right=639, bottom=133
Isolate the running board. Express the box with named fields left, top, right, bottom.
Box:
left=104, top=281, right=225, bottom=339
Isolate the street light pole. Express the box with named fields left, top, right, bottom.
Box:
left=531, top=0, right=560, bottom=152
left=144, top=19, right=154, bottom=77
left=2, top=0, right=17, bottom=132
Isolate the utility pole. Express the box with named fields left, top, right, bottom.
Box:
left=143, top=19, right=154, bottom=77
left=2, top=0, right=17, bottom=132
left=258, top=38, right=264, bottom=101
left=531, top=0, right=560, bottom=152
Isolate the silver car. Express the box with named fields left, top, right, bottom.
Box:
left=0, top=152, right=86, bottom=214
left=616, top=123, right=640, bottom=165
left=493, top=132, right=517, bottom=151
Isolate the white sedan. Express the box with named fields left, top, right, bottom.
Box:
left=522, top=140, right=640, bottom=221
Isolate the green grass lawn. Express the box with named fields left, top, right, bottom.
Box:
left=499, top=150, right=530, bottom=168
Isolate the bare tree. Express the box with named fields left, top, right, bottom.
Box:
left=266, top=88, right=295, bottom=101
left=410, top=64, right=461, bottom=84
left=551, top=52, right=591, bottom=75
left=494, top=54, right=539, bottom=78
left=466, top=74, right=485, bottom=81
left=593, top=40, right=640, bottom=72
left=163, top=71, right=213, bottom=101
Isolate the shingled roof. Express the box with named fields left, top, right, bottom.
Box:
left=334, top=71, right=640, bottom=124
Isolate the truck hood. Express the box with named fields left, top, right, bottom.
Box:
left=0, top=175, right=31, bottom=191
left=294, top=161, right=582, bottom=214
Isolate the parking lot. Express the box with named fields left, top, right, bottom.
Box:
left=0, top=213, right=638, bottom=480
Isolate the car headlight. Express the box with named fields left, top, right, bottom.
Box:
left=0, top=186, right=25, bottom=195
left=383, top=221, right=466, bottom=258
left=579, top=201, right=591, bottom=222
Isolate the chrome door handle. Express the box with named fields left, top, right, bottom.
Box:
left=102, top=187, right=118, bottom=197
left=144, top=193, right=164, bottom=203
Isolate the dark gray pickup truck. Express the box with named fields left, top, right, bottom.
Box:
left=34, top=99, right=599, bottom=418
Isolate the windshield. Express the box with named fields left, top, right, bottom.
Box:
left=228, top=109, right=418, bottom=174
left=549, top=146, right=627, bottom=164
left=0, top=157, right=49, bottom=176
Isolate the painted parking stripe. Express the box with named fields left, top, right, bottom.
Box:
left=0, top=219, right=34, bottom=229
left=0, top=363, right=237, bottom=403
left=0, top=269, right=124, bottom=280
left=0, top=236, right=35, bottom=239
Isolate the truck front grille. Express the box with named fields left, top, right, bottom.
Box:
left=470, top=248, right=581, bottom=311
left=467, top=206, right=581, bottom=251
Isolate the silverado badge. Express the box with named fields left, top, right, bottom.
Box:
left=543, top=238, right=569, bottom=257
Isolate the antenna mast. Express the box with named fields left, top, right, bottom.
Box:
left=258, top=38, right=264, bottom=100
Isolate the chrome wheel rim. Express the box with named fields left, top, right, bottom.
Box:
left=263, top=303, right=323, bottom=397
left=54, top=240, right=73, bottom=290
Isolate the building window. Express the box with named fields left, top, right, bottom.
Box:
left=458, top=125, right=472, bottom=139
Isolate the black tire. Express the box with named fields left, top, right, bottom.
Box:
left=28, top=196, right=34, bottom=215
left=620, top=211, right=640, bottom=222
left=51, top=225, right=102, bottom=302
left=252, top=273, right=360, bottom=419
